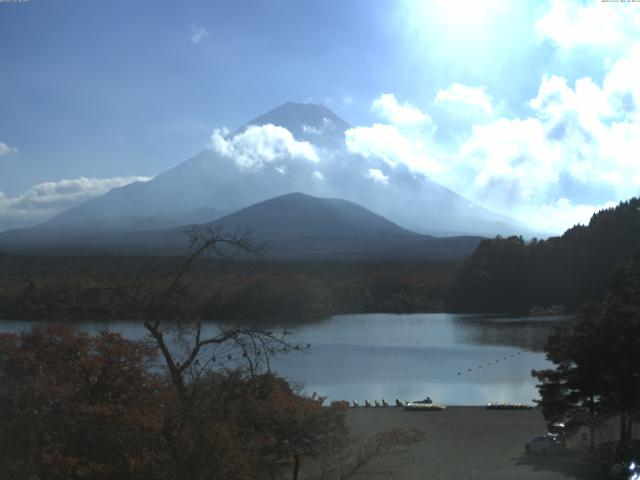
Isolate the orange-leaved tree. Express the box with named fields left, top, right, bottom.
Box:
left=0, top=323, right=168, bottom=480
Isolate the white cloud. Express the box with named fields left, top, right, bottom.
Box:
left=535, top=0, right=640, bottom=49
left=210, top=124, right=319, bottom=172
left=0, top=142, right=17, bottom=155
left=453, top=44, right=640, bottom=232
left=366, top=168, right=389, bottom=185
left=312, top=170, right=325, bottom=181
left=345, top=95, right=442, bottom=182
left=434, top=83, right=493, bottom=114
left=190, top=25, right=209, bottom=45
left=345, top=123, right=442, bottom=176
left=522, top=198, right=618, bottom=234
left=0, top=176, right=151, bottom=231
left=372, top=93, right=431, bottom=127
left=528, top=74, right=611, bottom=122
left=459, top=116, right=561, bottom=205
left=603, top=42, right=640, bottom=122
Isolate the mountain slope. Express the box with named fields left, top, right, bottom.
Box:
left=40, top=102, right=350, bottom=228
left=210, top=192, right=412, bottom=241
left=4, top=102, right=528, bottom=244
left=238, top=101, right=350, bottom=149
left=0, top=193, right=483, bottom=260
left=0, top=207, right=226, bottom=245
left=120, top=193, right=484, bottom=260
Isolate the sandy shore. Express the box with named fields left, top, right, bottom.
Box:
left=301, top=406, right=604, bottom=480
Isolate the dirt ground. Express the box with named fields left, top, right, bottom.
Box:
left=301, top=407, right=607, bottom=480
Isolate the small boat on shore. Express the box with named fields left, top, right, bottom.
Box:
left=404, top=396, right=446, bottom=411
left=404, top=402, right=447, bottom=411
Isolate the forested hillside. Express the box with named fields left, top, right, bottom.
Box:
left=447, top=198, right=640, bottom=313
left=0, top=255, right=453, bottom=321
left=3, top=198, right=638, bottom=320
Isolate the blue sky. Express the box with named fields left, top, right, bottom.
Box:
left=1, top=0, right=639, bottom=232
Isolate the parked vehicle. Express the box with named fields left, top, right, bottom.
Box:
left=609, top=460, right=639, bottom=480
left=525, top=434, right=565, bottom=454
left=546, top=422, right=569, bottom=442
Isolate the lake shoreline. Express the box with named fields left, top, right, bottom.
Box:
left=0, top=308, right=575, bottom=324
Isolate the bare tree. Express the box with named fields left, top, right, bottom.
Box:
left=109, top=224, right=425, bottom=479
left=110, top=224, right=307, bottom=478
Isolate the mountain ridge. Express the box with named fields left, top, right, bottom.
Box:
left=0, top=192, right=483, bottom=260
left=2, top=102, right=529, bottom=246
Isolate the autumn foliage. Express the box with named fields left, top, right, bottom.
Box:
left=0, top=325, right=357, bottom=480
left=0, top=227, right=426, bottom=479
left=0, top=324, right=166, bottom=479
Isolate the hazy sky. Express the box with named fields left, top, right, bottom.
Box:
left=1, top=0, right=639, bottom=232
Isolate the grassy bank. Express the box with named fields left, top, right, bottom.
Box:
left=298, top=407, right=603, bottom=479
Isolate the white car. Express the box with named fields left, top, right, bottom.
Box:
left=525, top=434, right=565, bottom=454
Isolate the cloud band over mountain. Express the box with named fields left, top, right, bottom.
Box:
left=0, top=176, right=151, bottom=231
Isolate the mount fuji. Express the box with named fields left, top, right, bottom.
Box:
left=0, top=102, right=527, bottom=255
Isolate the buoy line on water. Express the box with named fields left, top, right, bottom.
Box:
left=455, top=347, right=533, bottom=377
left=342, top=347, right=538, bottom=409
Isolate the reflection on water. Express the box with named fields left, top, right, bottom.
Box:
left=0, top=313, right=574, bottom=405
left=454, top=314, right=575, bottom=352
left=268, top=313, right=574, bottom=405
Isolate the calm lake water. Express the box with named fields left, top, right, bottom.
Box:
left=0, top=313, right=574, bottom=406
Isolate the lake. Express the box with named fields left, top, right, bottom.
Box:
left=0, top=313, right=573, bottom=406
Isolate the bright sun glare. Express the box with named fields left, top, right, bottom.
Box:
left=400, top=0, right=524, bottom=73
left=428, top=0, right=506, bottom=30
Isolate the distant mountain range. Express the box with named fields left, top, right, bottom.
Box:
left=200, top=193, right=483, bottom=260
left=0, top=102, right=529, bottom=258
left=0, top=193, right=483, bottom=260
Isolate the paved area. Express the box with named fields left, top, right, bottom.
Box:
left=302, top=407, right=606, bottom=480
